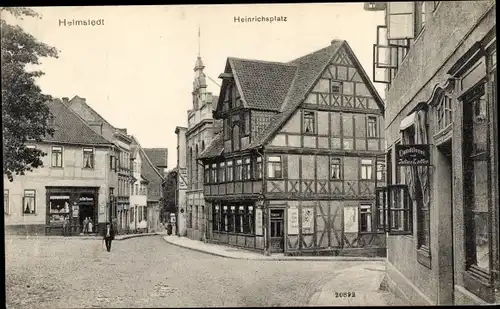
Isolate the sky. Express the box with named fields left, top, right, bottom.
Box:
left=5, top=4, right=385, bottom=169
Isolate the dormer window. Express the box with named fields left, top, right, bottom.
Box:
left=303, top=111, right=316, bottom=134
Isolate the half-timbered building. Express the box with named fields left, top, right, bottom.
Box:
left=199, top=40, right=387, bottom=256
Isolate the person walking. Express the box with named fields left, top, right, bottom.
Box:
left=82, top=217, right=89, bottom=234
left=62, top=216, right=68, bottom=236
left=102, top=222, right=115, bottom=252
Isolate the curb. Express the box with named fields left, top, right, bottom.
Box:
left=115, top=233, right=159, bottom=241
left=161, top=237, right=387, bottom=262
left=5, top=233, right=162, bottom=241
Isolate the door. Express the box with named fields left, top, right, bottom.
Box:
left=270, top=210, right=284, bottom=253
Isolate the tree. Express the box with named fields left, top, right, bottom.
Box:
left=161, top=169, right=177, bottom=222
left=1, top=7, right=59, bottom=182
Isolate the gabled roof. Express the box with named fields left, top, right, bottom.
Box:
left=203, top=40, right=385, bottom=157
left=44, top=99, right=113, bottom=146
left=68, top=95, right=115, bottom=129
left=227, top=58, right=297, bottom=111
left=143, top=148, right=168, bottom=168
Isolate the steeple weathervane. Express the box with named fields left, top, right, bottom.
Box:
left=198, top=25, right=201, bottom=58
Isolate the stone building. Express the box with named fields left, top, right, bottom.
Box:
left=183, top=55, right=221, bottom=241
left=364, top=1, right=497, bottom=305
left=199, top=39, right=386, bottom=256
left=4, top=99, right=115, bottom=235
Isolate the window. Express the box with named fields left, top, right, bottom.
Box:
left=247, top=206, right=254, bottom=234
left=204, top=165, right=210, bottom=183
left=361, top=159, right=373, bottom=180
left=23, top=189, right=36, bottom=215
left=331, top=81, right=342, bottom=94
left=367, top=116, right=378, bottom=137
left=255, top=157, right=263, bottom=179
left=267, top=156, right=282, bottom=179
left=376, top=185, right=413, bottom=235
left=243, top=158, right=251, bottom=180
left=4, top=190, right=9, bottom=215
left=235, top=159, right=243, bottom=181
left=226, top=160, right=234, bottom=182
left=330, top=158, right=342, bottom=180
left=377, top=161, right=386, bottom=182
left=219, top=162, right=226, bottom=183
left=211, top=163, right=217, bottom=183
left=360, top=204, right=372, bottom=232
left=463, top=84, right=492, bottom=274
left=51, top=146, right=63, bottom=167
left=83, top=148, right=94, bottom=169
left=435, top=95, right=453, bottom=132
left=303, top=111, right=316, bottom=134
left=222, top=205, right=228, bottom=232
left=213, top=204, right=220, bottom=231
left=236, top=205, right=244, bottom=233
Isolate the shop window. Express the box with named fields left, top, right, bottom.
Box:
left=248, top=206, right=255, bottom=234
left=360, top=204, right=372, bottom=232
left=267, top=156, right=283, bottom=179
left=237, top=205, right=245, bottom=233
left=4, top=190, right=9, bottom=215
left=83, top=148, right=94, bottom=169
left=367, top=116, right=378, bottom=137
left=243, top=158, right=251, bottom=180
left=51, top=146, right=63, bottom=167
left=255, top=157, right=263, bottom=179
left=222, top=205, right=228, bottom=232
left=213, top=204, right=220, bottom=231
left=22, top=189, right=36, bottom=215
left=330, top=157, right=342, bottom=180
left=226, top=160, right=234, bottom=182
left=463, top=83, right=493, bottom=276
left=361, top=159, right=373, bottom=180
left=194, top=206, right=198, bottom=230
left=303, top=110, right=316, bottom=134
left=235, top=159, right=243, bottom=181
left=219, top=162, right=226, bottom=183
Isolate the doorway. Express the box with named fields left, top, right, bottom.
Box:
left=437, top=139, right=454, bottom=304
left=270, top=209, right=285, bottom=253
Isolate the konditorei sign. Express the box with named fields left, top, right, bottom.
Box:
left=396, top=144, right=430, bottom=166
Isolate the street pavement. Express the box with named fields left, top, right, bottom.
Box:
left=5, top=235, right=405, bottom=308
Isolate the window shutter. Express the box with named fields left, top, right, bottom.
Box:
left=387, top=2, right=415, bottom=40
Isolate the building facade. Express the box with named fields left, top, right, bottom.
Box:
left=364, top=1, right=498, bottom=305
left=142, top=148, right=167, bottom=233
left=127, top=138, right=148, bottom=233
left=175, top=126, right=188, bottom=236
left=4, top=99, right=115, bottom=236
left=66, top=96, right=135, bottom=232
left=184, top=55, right=221, bottom=241
left=199, top=40, right=387, bottom=256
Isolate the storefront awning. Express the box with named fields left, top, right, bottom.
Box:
left=400, top=111, right=417, bottom=131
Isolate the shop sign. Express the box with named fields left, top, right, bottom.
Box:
left=79, top=196, right=94, bottom=202
left=178, top=168, right=188, bottom=190
left=255, top=208, right=263, bottom=236
left=288, top=207, right=299, bottom=235
left=343, top=205, right=359, bottom=233
left=395, top=144, right=430, bottom=166
left=302, top=208, right=313, bottom=234
left=50, top=195, right=70, bottom=200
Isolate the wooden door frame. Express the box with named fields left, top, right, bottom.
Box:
left=268, top=205, right=287, bottom=254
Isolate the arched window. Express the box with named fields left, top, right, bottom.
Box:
left=232, top=124, right=240, bottom=151
left=201, top=141, right=205, bottom=152
left=194, top=145, right=199, bottom=189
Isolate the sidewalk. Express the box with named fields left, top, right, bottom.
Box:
left=162, top=235, right=386, bottom=262
left=307, top=264, right=404, bottom=306
left=5, top=232, right=159, bottom=241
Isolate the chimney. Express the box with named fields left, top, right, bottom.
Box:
left=62, top=97, right=69, bottom=105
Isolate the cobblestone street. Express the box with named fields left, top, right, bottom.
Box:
left=5, top=235, right=388, bottom=308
